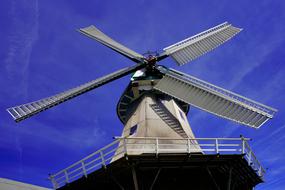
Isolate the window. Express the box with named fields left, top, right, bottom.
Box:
left=129, top=125, right=138, bottom=135
left=179, top=110, right=185, bottom=121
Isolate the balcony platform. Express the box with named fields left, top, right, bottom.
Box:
left=49, top=137, right=265, bottom=190
left=57, top=153, right=262, bottom=190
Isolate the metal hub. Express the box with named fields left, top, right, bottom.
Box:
left=143, top=51, right=159, bottom=71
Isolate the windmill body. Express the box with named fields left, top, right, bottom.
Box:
left=7, top=21, right=278, bottom=190
left=113, top=68, right=202, bottom=160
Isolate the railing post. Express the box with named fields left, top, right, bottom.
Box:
left=258, top=166, right=262, bottom=176
left=123, top=138, right=127, bottom=155
left=49, top=174, right=58, bottom=189
left=187, top=139, right=191, bottom=153
left=64, top=170, right=69, bottom=184
left=100, top=151, right=106, bottom=168
left=81, top=161, right=87, bottom=178
left=156, top=138, right=159, bottom=155
left=241, top=136, right=245, bottom=154
left=248, top=150, right=252, bottom=165
left=215, top=139, right=219, bottom=154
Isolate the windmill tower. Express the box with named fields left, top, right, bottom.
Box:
left=7, top=22, right=277, bottom=190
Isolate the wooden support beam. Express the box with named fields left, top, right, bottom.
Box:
left=227, top=167, right=233, bottom=190
left=132, top=166, right=139, bottom=190
left=206, top=167, right=221, bottom=190
left=110, top=175, right=125, bottom=190
left=150, top=168, right=162, bottom=190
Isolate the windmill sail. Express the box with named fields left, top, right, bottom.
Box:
left=162, top=22, right=242, bottom=66
left=7, top=64, right=145, bottom=122
left=154, top=67, right=277, bottom=128
left=79, top=25, right=145, bottom=63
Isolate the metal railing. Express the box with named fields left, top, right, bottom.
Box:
left=49, top=137, right=264, bottom=189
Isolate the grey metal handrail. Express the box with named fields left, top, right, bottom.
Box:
left=49, top=137, right=264, bottom=189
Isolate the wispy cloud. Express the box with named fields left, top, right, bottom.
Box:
left=253, top=124, right=285, bottom=148
left=3, top=0, right=40, bottom=181
left=2, top=118, right=107, bottom=151
left=5, top=0, right=39, bottom=99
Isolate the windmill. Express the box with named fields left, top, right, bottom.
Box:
left=7, top=21, right=276, bottom=135
left=7, top=22, right=277, bottom=190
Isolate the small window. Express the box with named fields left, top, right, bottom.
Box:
left=129, top=125, right=138, bottom=135
left=179, top=110, right=185, bottom=121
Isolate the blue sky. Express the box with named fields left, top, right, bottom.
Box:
left=0, top=0, right=284, bottom=189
